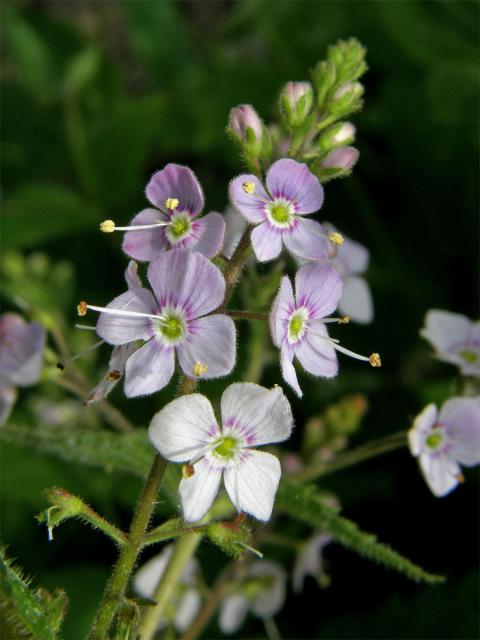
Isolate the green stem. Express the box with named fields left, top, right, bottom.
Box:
left=290, top=431, right=408, bottom=483
left=137, top=533, right=203, bottom=640
left=225, top=309, right=268, bottom=321
left=143, top=522, right=207, bottom=546
left=222, top=227, right=253, bottom=307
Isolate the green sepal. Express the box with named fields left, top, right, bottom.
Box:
left=205, top=520, right=253, bottom=560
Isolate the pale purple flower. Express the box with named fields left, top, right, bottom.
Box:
left=421, top=310, right=480, bottom=377
left=292, top=532, right=332, bottom=593
left=148, top=383, right=293, bottom=522
left=134, top=545, right=201, bottom=632
left=229, top=105, right=263, bottom=144
left=219, top=560, right=286, bottom=634
left=408, top=397, right=480, bottom=497
left=229, top=159, right=328, bottom=263
left=0, top=313, right=45, bottom=425
left=270, top=263, right=380, bottom=397
left=83, top=250, right=236, bottom=398
left=116, top=164, right=225, bottom=261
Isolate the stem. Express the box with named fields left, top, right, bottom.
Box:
left=222, top=227, right=253, bottom=307
left=225, top=310, right=268, bottom=321
left=143, top=522, right=207, bottom=546
left=137, top=533, right=203, bottom=640
left=290, top=431, right=408, bottom=483
left=88, top=454, right=168, bottom=639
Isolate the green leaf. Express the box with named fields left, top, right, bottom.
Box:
left=2, top=183, right=99, bottom=249
left=0, top=547, right=68, bottom=639
left=277, top=481, right=445, bottom=584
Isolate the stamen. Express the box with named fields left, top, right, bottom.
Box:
left=78, top=302, right=165, bottom=323
left=309, top=328, right=377, bottom=363
left=457, top=472, right=465, bottom=483
left=242, top=181, right=256, bottom=194
left=77, top=301, right=88, bottom=316
left=193, top=361, right=208, bottom=377
left=100, top=219, right=116, bottom=233
left=100, top=221, right=169, bottom=232
left=182, top=463, right=195, bottom=478
left=321, top=316, right=351, bottom=324
left=369, top=352, right=382, bottom=367
left=328, top=232, right=344, bottom=246
left=165, top=197, right=179, bottom=210
left=106, top=370, right=122, bottom=381
left=56, top=339, right=105, bottom=370
left=75, top=324, right=97, bottom=331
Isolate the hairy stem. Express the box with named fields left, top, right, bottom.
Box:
left=290, top=431, right=408, bottom=483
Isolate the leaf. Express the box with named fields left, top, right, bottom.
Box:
left=2, top=183, right=99, bottom=249
left=277, top=481, right=445, bottom=584
left=0, top=547, right=68, bottom=639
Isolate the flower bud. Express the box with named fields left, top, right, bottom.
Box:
left=228, top=104, right=263, bottom=147
left=321, top=146, right=359, bottom=171
left=317, top=122, right=356, bottom=152
left=280, top=81, right=313, bottom=128
left=329, top=81, right=364, bottom=116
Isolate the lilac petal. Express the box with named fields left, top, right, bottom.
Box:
left=251, top=222, right=282, bottom=262
left=324, top=222, right=369, bottom=275
left=281, top=345, right=302, bottom=397
left=222, top=207, right=248, bottom=259
left=419, top=451, right=460, bottom=497
left=266, top=159, right=324, bottom=214
left=122, top=209, right=169, bottom=261
left=124, top=340, right=174, bottom=397
left=295, top=263, right=343, bottom=319
left=293, top=533, right=331, bottom=594
left=296, top=327, right=338, bottom=378
left=149, top=394, right=219, bottom=462
left=440, top=397, right=480, bottom=467
left=408, top=404, right=438, bottom=456
left=283, top=218, right=329, bottom=261
left=96, top=289, right=158, bottom=345
left=219, top=594, right=249, bottom=634
left=220, top=383, right=293, bottom=446
left=270, top=276, right=295, bottom=347
left=179, top=457, right=223, bottom=522
left=177, top=315, right=236, bottom=379
left=0, top=314, right=45, bottom=387
left=125, top=261, right=142, bottom=290
left=339, top=276, right=374, bottom=324
left=146, top=164, right=204, bottom=217
left=84, top=343, right=136, bottom=405
left=224, top=450, right=281, bottom=521
left=147, top=250, right=225, bottom=319
left=420, top=310, right=471, bottom=360
left=190, top=211, right=225, bottom=258
left=229, top=174, right=269, bottom=223
left=0, top=385, right=17, bottom=426
left=248, top=561, right=286, bottom=618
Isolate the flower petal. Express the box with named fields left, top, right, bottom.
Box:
left=0, top=316, right=45, bottom=387
left=191, top=211, right=225, bottom=258
left=248, top=561, right=286, bottom=618
left=218, top=594, right=249, bottom=634
left=283, top=218, right=329, bottom=261
left=0, top=385, right=17, bottom=426
left=295, top=263, right=343, bottom=319
left=266, top=159, right=324, bottom=214
left=418, top=452, right=460, bottom=497
left=122, top=209, right=169, bottom=262
left=339, top=276, right=373, bottom=324
left=177, top=315, right=236, bottom=379
left=281, top=345, right=302, bottom=397
left=229, top=175, right=269, bottom=223
left=220, top=382, right=293, bottom=446
left=224, top=450, right=281, bottom=521
left=270, top=276, right=295, bottom=347
left=323, top=222, right=369, bottom=275
left=292, top=533, right=331, bottom=594
left=146, top=164, right=204, bottom=217
left=175, top=589, right=202, bottom=632
left=125, top=260, right=142, bottom=290
left=179, top=457, right=223, bottom=522
left=251, top=222, right=282, bottom=262
left=85, top=343, right=137, bottom=405
left=296, top=327, right=338, bottom=378
left=133, top=546, right=173, bottom=598
left=420, top=310, right=472, bottom=365
left=124, top=340, right=174, bottom=397
left=408, top=404, right=438, bottom=456
left=440, top=397, right=480, bottom=467
left=147, top=250, right=225, bottom=319
left=96, top=289, right=158, bottom=345
left=222, top=206, right=248, bottom=259
left=149, top=393, right=220, bottom=462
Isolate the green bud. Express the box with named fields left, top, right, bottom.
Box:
left=206, top=520, right=252, bottom=559
left=327, top=38, right=368, bottom=84
left=316, top=122, right=356, bottom=153
left=329, top=81, right=364, bottom=116
left=311, top=61, right=337, bottom=108
left=280, top=81, right=314, bottom=128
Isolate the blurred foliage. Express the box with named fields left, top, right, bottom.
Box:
left=1, top=1, right=478, bottom=638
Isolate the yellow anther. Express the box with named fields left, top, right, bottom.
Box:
left=106, top=370, right=122, bottom=382
left=165, top=197, right=179, bottom=210
left=369, top=353, right=382, bottom=368
left=328, top=232, right=344, bottom=246
left=77, top=301, right=88, bottom=317
left=182, top=463, right=195, bottom=478
left=457, top=472, right=465, bottom=483
left=242, top=181, right=256, bottom=194
left=100, top=219, right=116, bottom=233
left=193, top=361, right=208, bottom=377
left=339, top=315, right=351, bottom=324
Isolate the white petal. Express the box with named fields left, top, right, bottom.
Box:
left=133, top=546, right=173, bottom=599
left=220, top=382, right=293, bottom=446
left=179, top=457, right=223, bottom=522
left=218, top=593, right=249, bottom=634
left=281, top=346, right=302, bottom=398
left=420, top=309, right=471, bottom=365
left=224, top=450, right=281, bottom=521
left=339, top=276, right=374, bottom=324
left=408, top=404, right=438, bottom=456
left=440, top=397, right=480, bottom=466
left=418, top=452, right=460, bottom=497
left=248, top=560, right=286, bottom=618
left=174, top=589, right=202, bottom=632
left=292, top=533, right=331, bottom=594
left=149, top=394, right=220, bottom=462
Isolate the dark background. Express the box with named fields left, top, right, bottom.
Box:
left=1, top=1, right=479, bottom=638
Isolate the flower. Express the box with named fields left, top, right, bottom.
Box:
left=408, top=397, right=480, bottom=497
left=324, top=222, right=373, bottom=324
left=0, top=313, right=45, bottom=425
left=148, top=383, right=293, bottom=522
left=228, top=105, right=264, bottom=146
left=218, top=560, right=286, bottom=634
left=229, top=158, right=328, bottom=262
left=134, top=544, right=201, bottom=632
left=280, top=81, right=313, bottom=127
left=420, top=310, right=480, bottom=376
left=82, top=250, right=236, bottom=397
left=292, top=532, right=332, bottom=593
left=270, top=263, right=380, bottom=397
left=111, top=164, right=225, bottom=261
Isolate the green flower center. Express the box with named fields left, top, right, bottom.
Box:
left=270, top=203, right=290, bottom=223
left=214, top=436, right=238, bottom=459
left=289, top=312, right=306, bottom=340
left=161, top=316, right=183, bottom=340
left=170, top=216, right=190, bottom=238
left=459, top=349, right=478, bottom=364
left=425, top=431, right=443, bottom=449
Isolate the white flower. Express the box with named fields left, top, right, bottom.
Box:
left=133, top=544, right=201, bottom=632
left=219, top=560, right=286, bottom=634
left=292, top=532, right=332, bottom=593
left=148, top=383, right=293, bottom=522
left=408, top=397, right=480, bottom=497
left=420, top=310, right=480, bottom=376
